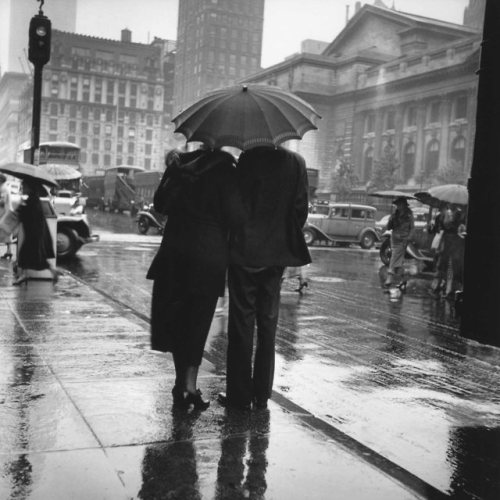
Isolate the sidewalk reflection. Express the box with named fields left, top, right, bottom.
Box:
left=215, top=409, right=270, bottom=499
left=138, top=408, right=202, bottom=500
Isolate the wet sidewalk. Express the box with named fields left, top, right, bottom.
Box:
left=0, top=259, right=499, bottom=499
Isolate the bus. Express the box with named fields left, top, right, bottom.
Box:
left=20, top=141, right=82, bottom=192
left=103, top=165, right=145, bottom=212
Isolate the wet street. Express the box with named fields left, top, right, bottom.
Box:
left=55, top=209, right=500, bottom=498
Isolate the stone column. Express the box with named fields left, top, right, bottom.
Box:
left=438, top=98, right=451, bottom=169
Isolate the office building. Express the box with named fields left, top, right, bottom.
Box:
left=173, top=0, right=265, bottom=113
left=17, top=29, right=176, bottom=176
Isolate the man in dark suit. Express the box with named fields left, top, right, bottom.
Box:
left=220, top=146, right=311, bottom=410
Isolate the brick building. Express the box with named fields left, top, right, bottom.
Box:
left=17, top=29, right=176, bottom=176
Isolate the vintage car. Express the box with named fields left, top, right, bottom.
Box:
left=303, top=203, right=380, bottom=249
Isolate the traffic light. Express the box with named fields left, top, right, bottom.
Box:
left=28, top=14, right=51, bottom=66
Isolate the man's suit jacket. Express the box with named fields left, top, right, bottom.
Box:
left=230, top=146, right=312, bottom=268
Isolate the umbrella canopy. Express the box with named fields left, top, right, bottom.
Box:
left=369, top=190, right=416, bottom=200
left=0, top=162, right=59, bottom=188
left=415, top=184, right=468, bottom=207
left=172, top=84, right=321, bottom=150
left=39, top=163, right=82, bottom=181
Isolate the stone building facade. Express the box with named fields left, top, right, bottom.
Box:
left=16, top=29, right=176, bottom=176
left=243, top=1, right=484, bottom=196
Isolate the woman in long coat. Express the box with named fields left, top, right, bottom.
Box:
left=14, top=180, right=57, bottom=285
left=147, top=147, right=245, bottom=409
left=384, top=197, right=414, bottom=287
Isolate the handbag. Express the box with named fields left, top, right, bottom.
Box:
left=0, top=209, right=20, bottom=237
left=431, top=229, right=443, bottom=251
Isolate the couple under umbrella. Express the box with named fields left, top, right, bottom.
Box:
left=147, top=84, right=320, bottom=410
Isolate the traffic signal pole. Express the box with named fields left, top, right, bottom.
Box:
left=28, top=2, right=51, bottom=165
left=30, top=65, right=43, bottom=164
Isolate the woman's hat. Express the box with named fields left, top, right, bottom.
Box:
left=392, top=196, right=408, bottom=205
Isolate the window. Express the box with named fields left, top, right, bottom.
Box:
left=425, top=139, right=440, bottom=175
left=49, top=118, right=57, bottom=130
left=69, top=121, right=76, bottom=133
left=104, top=154, right=111, bottom=166
left=93, top=138, right=100, bottom=150
left=365, top=114, right=375, bottom=133
left=386, top=110, right=395, bottom=130
left=80, top=137, right=88, bottom=148
left=128, top=143, right=135, bottom=154
left=146, top=129, right=153, bottom=141
left=451, top=136, right=466, bottom=168
left=429, top=102, right=440, bottom=123
left=82, top=106, right=89, bottom=119
left=81, top=122, right=89, bottom=134
left=94, top=108, right=101, bottom=120
left=50, top=103, right=58, bottom=115
left=407, top=106, right=417, bottom=127
left=351, top=209, right=366, bottom=219
left=403, top=142, right=416, bottom=182
left=455, top=96, right=467, bottom=120
left=93, top=123, right=100, bottom=135
left=92, top=153, right=99, bottom=165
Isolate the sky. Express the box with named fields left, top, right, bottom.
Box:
left=74, top=0, right=471, bottom=68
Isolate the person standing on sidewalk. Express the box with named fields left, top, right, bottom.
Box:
left=384, top=197, right=414, bottom=288
left=219, top=146, right=311, bottom=410
left=0, top=173, right=14, bottom=260
left=147, top=147, right=245, bottom=410
left=14, top=180, right=58, bottom=285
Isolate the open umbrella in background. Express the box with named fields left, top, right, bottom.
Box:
left=172, top=84, right=321, bottom=150
left=39, top=163, right=81, bottom=181
left=414, top=184, right=468, bottom=207
left=369, top=190, right=416, bottom=200
left=0, top=162, right=59, bottom=188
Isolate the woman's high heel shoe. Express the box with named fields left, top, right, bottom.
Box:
left=183, top=389, right=210, bottom=410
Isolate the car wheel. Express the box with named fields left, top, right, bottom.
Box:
left=57, top=227, right=78, bottom=259
left=360, top=232, right=376, bottom=249
left=379, top=238, right=391, bottom=265
left=303, top=228, right=316, bottom=246
left=138, top=216, right=150, bottom=234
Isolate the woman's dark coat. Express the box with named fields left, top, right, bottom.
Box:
left=147, top=149, right=245, bottom=298
left=17, top=194, right=55, bottom=270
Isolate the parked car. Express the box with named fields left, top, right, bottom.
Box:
left=303, top=203, right=380, bottom=249
left=136, top=204, right=166, bottom=235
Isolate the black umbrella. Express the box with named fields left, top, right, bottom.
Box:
left=0, top=162, right=59, bottom=188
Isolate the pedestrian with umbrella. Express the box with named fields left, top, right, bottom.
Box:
left=146, top=146, right=246, bottom=410
left=14, top=180, right=58, bottom=285
left=0, top=173, right=14, bottom=259
left=384, top=196, right=415, bottom=288
left=0, top=163, right=59, bottom=285
left=173, top=83, right=320, bottom=410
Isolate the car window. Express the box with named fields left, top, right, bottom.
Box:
left=351, top=208, right=365, bottom=219
left=330, top=207, right=349, bottom=218
left=366, top=210, right=374, bottom=220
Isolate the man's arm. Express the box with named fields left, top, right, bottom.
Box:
left=294, top=154, right=309, bottom=228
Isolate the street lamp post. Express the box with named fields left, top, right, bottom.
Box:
left=28, top=0, right=51, bottom=165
